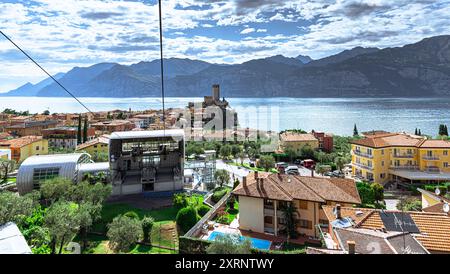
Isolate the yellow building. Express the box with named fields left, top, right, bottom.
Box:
left=351, top=132, right=450, bottom=185
left=0, top=149, right=11, bottom=160
left=75, top=135, right=109, bottom=156
left=0, top=136, right=48, bottom=163
left=232, top=172, right=361, bottom=238
left=279, top=132, right=319, bottom=153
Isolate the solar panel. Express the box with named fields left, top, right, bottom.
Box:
left=380, top=212, right=420, bottom=233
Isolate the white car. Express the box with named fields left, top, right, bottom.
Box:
left=285, top=165, right=299, bottom=174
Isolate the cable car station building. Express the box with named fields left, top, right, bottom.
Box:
left=109, top=129, right=185, bottom=195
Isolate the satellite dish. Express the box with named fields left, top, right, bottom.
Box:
left=435, top=187, right=441, bottom=196
left=443, top=203, right=450, bottom=214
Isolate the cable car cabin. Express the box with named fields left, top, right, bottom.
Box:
left=109, top=129, right=185, bottom=196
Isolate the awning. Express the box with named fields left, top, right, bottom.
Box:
left=390, top=169, right=450, bottom=181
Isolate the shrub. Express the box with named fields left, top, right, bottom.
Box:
left=212, top=188, right=228, bottom=203
left=176, top=206, right=199, bottom=234
left=173, top=193, right=188, bottom=209
left=141, top=216, right=155, bottom=243
left=123, top=211, right=139, bottom=220
left=107, top=215, right=142, bottom=252
left=197, top=205, right=211, bottom=217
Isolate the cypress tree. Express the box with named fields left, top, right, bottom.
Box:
left=83, top=115, right=88, bottom=143
left=353, top=124, right=359, bottom=137
left=414, top=128, right=418, bottom=135
left=444, top=125, right=449, bottom=136
left=418, top=129, right=421, bottom=136
left=77, top=115, right=82, bottom=145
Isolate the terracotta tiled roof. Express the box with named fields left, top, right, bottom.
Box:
left=0, top=136, right=43, bottom=148
left=280, top=132, right=317, bottom=142
left=233, top=173, right=361, bottom=204
left=323, top=206, right=450, bottom=253
left=419, top=139, right=450, bottom=148
left=351, top=132, right=425, bottom=148
left=422, top=203, right=448, bottom=213
left=76, top=135, right=109, bottom=151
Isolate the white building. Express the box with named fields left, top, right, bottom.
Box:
left=0, top=222, right=32, bottom=254
left=16, top=153, right=109, bottom=195
left=109, top=129, right=185, bottom=195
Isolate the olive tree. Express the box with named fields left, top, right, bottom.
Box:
left=0, top=159, right=16, bottom=184
left=206, top=234, right=251, bottom=254
left=107, top=215, right=143, bottom=252
left=44, top=201, right=81, bottom=254
left=214, top=169, right=231, bottom=188
left=258, top=155, right=275, bottom=171
left=0, top=191, right=36, bottom=225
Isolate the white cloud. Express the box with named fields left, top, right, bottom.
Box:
left=240, top=28, right=255, bottom=34
left=257, top=29, right=267, bottom=33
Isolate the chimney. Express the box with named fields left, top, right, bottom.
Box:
left=335, top=204, right=341, bottom=219
left=254, top=171, right=258, bottom=180
left=347, top=241, right=356, bottom=254
left=242, top=176, right=247, bottom=187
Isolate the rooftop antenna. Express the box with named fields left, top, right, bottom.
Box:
left=158, top=0, right=166, bottom=134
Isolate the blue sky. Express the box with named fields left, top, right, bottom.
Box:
left=1, top=0, right=450, bottom=92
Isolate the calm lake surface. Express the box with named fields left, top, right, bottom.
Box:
left=1, top=96, right=450, bottom=136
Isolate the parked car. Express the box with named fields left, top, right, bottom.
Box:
left=301, top=159, right=315, bottom=169
left=324, top=171, right=333, bottom=177
left=332, top=170, right=345, bottom=178
left=285, top=165, right=299, bottom=174
left=276, top=162, right=289, bottom=169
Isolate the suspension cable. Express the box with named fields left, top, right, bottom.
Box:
left=0, top=30, right=94, bottom=115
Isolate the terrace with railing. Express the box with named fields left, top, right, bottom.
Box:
left=352, top=150, right=373, bottom=158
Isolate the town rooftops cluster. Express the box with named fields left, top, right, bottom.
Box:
left=232, top=172, right=361, bottom=204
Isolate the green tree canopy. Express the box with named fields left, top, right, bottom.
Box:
left=44, top=201, right=81, bottom=254
left=206, top=234, right=252, bottom=254
left=0, top=191, right=37, bottom=225
left=258, top=155, right=275, bottom=171
left=107, top=215, right=143, bottom=252
left=214, top=169, right=231, bottom=188
left=176, top=206, right=199, bottom=234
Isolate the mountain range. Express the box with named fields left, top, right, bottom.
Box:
left=2, top=35, right=450, bottom=98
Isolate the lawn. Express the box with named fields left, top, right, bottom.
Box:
left=83, top=234, right=175, bottom=254
left=92, top=203, right=179, bottom=233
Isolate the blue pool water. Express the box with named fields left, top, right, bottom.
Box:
left=208, top=231, right=272, bottom=250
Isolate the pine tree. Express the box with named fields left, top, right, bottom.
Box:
left=77, top=115, right=82, bottom=145
left=353, top=124, right=359, bottom=137
left=83, top=115, right=88, bottom=143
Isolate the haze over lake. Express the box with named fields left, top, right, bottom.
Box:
left=1, top=97, right=450, bottom=136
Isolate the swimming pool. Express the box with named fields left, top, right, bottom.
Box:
left=207, top=231, right=272, bottom=250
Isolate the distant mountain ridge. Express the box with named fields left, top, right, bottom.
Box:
left=2, top=35, right=450, bottom=98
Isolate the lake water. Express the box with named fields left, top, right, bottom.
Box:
left=1, top=96, right=450, bottom=136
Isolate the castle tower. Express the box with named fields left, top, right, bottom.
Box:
left=212, top=84, right=220, bottom=101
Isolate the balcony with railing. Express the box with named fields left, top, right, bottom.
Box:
left=422, top=155, right=440, bottom=160
left=352, top=150, right=373, bottom=158
left=352, top=162, right=374, bottom=170
left=392, top=153, right=414, bottom=158
left=389, top=165, right=419, bottom=171
left=424, top=166, right=440, bottom=173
